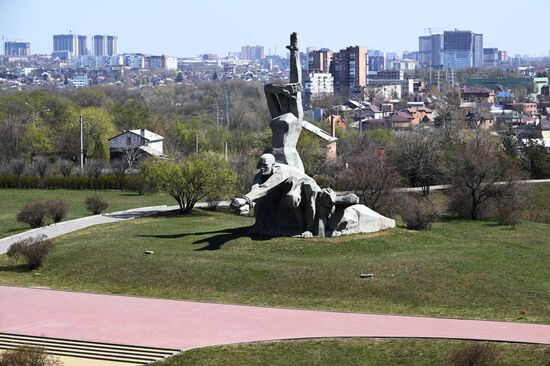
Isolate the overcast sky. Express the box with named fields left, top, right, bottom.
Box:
left=1, top=0, right=549, bottom=57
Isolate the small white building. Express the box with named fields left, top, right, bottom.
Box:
left=304, top=72, right=334, bottom=105
left=72, top=75, right=90, bottom=88
left=108, top=129, right=164, bottom=162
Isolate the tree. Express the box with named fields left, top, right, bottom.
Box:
left=143, top=152, right=237, bottom=214
left=111, top=159, right=127, bottom=189
left=446, top=131, right=523, bottom=220
left=389, top=131, right=443, bottom=195
left=80, top=107, right=117, bottom=160
left=521, top=139, right=550, bottom=178
left=22, top=122, right=53, bottom=156
left=112, top=100, right=151, bottom=130
left=9, top=158, right=26, bottom=188
left=33, top=157, right=50, bottom=186
left=58, top=159, right=73, bottom=188
left=85, top=159, right=105, bottom=188
left=338, top=146, right=402, bottom=215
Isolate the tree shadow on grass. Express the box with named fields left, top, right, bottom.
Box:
left=0, top=263, right=30, bottom=273
left=137, top=226, right=272, bottom=251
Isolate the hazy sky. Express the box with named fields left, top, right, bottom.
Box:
left=1, top=0, right=549, bottom=57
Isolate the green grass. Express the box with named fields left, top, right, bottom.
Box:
left=154, top=338, right=549, bottom=366
left=0, top=189, right=176, bottom=238
left=1, top=209, right=549, bottom=323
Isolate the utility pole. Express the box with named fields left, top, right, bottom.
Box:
left=224, top=89, right=229, bottom=126
left=224, top=141, right=228, bottom=161
left=195, top=132, right=199, bottom=154
left=80, top=115, right=84, bottom=170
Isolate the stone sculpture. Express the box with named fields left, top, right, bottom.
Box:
left=231, top=32, right=395, bottom=237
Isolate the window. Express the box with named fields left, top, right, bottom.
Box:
left=126, top=137, right=131, bottom=146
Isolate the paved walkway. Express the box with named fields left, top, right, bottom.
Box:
left=0, top=205, right=183, bottom=254
left=1, top=286, right=548, bottom=350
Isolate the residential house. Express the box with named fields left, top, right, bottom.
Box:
left=108, top=129, right=164, bottom=164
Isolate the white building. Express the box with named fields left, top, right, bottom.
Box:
left=304, top=72, right=334, bottom=103
left=108, top=129, right=164, bottom=161
left=72, top=74, right=90, bottom=88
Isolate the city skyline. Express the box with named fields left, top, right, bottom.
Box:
left=1, top=0, right=549, bottom=57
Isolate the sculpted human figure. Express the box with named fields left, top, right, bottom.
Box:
left=264, top=32, right=304, bottom=173
left=231, top=153, right=319, bottom=236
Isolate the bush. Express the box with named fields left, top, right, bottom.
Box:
left=0, top=345, right=61, bottom=366
left=85, top=194, right=109, bottom=214
left=397, top=194, right=439, bottom=230
left=7, top=235, right=54, bottom=270
left=449, top=343, right=499, bottom=366
left=16, top=201, right=49, bottom=228
left=46, top=199, right=67, bottom=223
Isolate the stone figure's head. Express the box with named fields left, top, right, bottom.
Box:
left=258, top=153, right=276, bottom=176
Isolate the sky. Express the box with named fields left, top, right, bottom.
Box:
left=1, top=0, right=549, bottom=58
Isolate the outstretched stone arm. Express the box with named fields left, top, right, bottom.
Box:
left=244, top=168, right=289, bottom=202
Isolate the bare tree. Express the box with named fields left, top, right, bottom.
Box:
left=446, top=131, right=523, bottom=220
left=338, top=147, right=402, bottom=215
left=58, top=159, right=73, bottom=188
left=121, top=146, right=143, bottom=170
left=85, top=159, right=105, bottom=189
left=111, top=159, right=127, bottom=191
left=33, top=157, right=50, bottom=187
left=9, top=158, right=27, bottom=188
left=389, top=131, right=443, bottom=195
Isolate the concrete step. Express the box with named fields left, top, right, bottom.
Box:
left=0, top=333, right=180, bottom=364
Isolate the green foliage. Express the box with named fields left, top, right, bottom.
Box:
left=365, top=127, right=395, bottom=147
left=80, top=107, right=117, bottom=160
left=522, top=139, right=550, bottom=178
left=296, top=131, right=326, bottom=177
left=143, top=153, right=236, bottom=213
left=112, top=99, right=151, bottom=130
left=22, top=122, right=53, bottom=155
left=85, top=194, right=109, bottom=214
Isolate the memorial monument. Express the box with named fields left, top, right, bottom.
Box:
left=231, top=33, right=395, bottom=237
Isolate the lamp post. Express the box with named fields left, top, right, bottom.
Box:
left=24, top=102, right=36, bottom=123
left=80, top=115, right=84, bottom=170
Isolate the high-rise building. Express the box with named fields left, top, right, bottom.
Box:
left=418, top=34, right=443, bottom=68
left=368, top=50, right=385, bottom=72
left=53, top=34, right=87, bottom=60
left=498, top=50, right=509, bottom=63
left=331, top=46, right=368, bottom=92
left=241, top=45, right=264, bottom=61
left=93, top=35, right=117, bottom=56
left=443, top=30, right=483, bottom=69
left=4, top=42, right=30, bottom=56
left=483, top=48, right=499, bottom=68
left=308, top=48, right=333, bottom=73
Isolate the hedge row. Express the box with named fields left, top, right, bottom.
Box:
left=0, top=175, right=147, bottom=192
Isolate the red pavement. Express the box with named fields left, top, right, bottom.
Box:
left=1, top=286, right=549, bottom=350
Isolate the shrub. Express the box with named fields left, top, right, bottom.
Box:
left=16, top=201, right=49, bottom=228
left=46, top=199, right=68, bottom=223
left=0, top=345, right=61, bottom=366
left=85, top=194, right=109, bottom=214
left=7, top=235, right=54, bottom=270
left=449, top=343, right=498, bottom=366
left=397, top=194, right=439, bottom=230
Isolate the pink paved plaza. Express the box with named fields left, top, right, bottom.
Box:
left=1, top=286, right=549, bottom=350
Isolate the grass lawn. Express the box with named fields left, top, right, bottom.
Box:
left=0, top=189, right=176, bottom=238
left=0, top=209, right=548, bottom=323
left=153, top=339, right=550, bottom=366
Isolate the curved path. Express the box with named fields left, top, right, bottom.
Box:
left=0, top=204, right=183, bottom=254
left=1, top=286, right=549, bottom=350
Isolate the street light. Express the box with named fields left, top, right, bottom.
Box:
left=24, top=102, right=35, bottom=123
left=23, top=103, right=50, bottom=123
